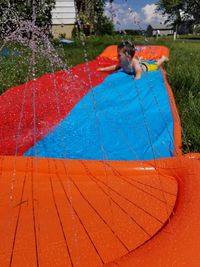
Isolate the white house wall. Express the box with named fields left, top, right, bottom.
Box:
left=153, top=29, right=173, bottom=36
left=52, top=0, right=76, bottom=25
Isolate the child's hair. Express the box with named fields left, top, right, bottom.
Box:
left=117, top=41, right=135, bottom=58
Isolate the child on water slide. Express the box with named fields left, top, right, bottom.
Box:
left=98, top=41, right=168, bottom=80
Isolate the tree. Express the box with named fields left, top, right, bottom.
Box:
left=194, top=24, right=200, bottom=35
left=157, top=0, right=200, bottom=25
left=183, top=0, right=200, bottom=23
left=157, top=0, right=183, bottom=37
left=0, top=0, right=55, bottom=37
left=157, top=0, right=200, bottom=38
left=74, top=0, right=114, bottom=35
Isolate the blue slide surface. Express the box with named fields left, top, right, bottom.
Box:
left=24, top=69, right=174, bottom=160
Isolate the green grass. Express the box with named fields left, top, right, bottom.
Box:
left=0, top=35, right=199, bottom=153
left=165, top=41, right=200, bottom=152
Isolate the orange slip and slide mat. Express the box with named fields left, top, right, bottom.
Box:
left=0, top=45, right=200, bottom=266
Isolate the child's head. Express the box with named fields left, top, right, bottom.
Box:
left=117, top=41, right=135, bottom=59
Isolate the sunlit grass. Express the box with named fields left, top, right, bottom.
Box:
left=166, top=42, right=200, bottom=152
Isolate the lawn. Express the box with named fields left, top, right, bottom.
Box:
left=0, top=35, right=199, bottom=153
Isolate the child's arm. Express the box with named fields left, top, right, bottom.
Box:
left=98, top=64, right=120, bottom=72
left=132, top=59, right=142, bottom=80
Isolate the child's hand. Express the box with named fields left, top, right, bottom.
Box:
left=97, top=67, right=104, bottom=71
left=134, top=76, right=141, bottom=80
left=134, top=72, right=142, bottom=80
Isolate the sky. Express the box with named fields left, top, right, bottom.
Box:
left=104, top=0, right=169, bottom=30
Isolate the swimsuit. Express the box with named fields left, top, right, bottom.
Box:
left=140, top=62, right=158, bottom=72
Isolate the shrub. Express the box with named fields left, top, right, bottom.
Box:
left=0, top=0, right=55, bottom=37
